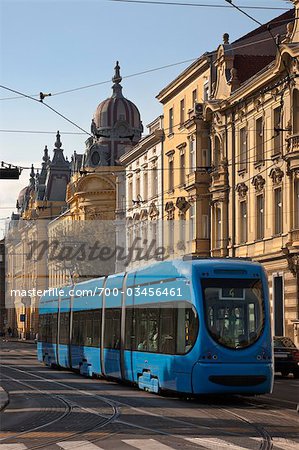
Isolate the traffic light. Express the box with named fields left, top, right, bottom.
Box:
left=0, top=167, right=20, bottom=179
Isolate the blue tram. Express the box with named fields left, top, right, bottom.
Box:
left=37, top=258, right=273, bottom=395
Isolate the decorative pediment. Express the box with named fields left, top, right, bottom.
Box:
left=76, top=173, right=116, bottom=192
left=140, top=209, right=148, bottom=220
left=236, top=183, right=248, bottom=198
left=269, top=167, right=284, bottom=185
left=176, top=197, right=191, bottom=214
left=251, top=175, right=265, bottom=192
left=165, top=201, right=175, bottom=220
left=165, top=201, right=175, bottom=212
left=149, top=202, right=159, bottom=218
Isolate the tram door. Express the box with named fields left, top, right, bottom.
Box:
left=101, top=274, right=123, bottom=379
left=120, top=272, right=136, bottom=383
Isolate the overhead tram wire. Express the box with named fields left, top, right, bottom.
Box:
left=106, top=0, right=289, bottom=11
left=1, top=19, right=298, bottom=103
left=224, top=0, right=293, bottom=80
left=0, top=85, right=92, bottom=137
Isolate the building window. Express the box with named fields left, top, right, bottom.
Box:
left=192, top=89, right=197, bottom=106
left=214, top=136, right=221, bottom=168
left=136, top=177, right=140, bottom=198
left=240, top=200, right=247, bottom=243
left=203, top=81, right=209, bottom=101
left=179, top=216, right=185, bottom=249
left=202, top=214, right=210, bottom=239
left=168, top=159, right=174, bottom=191
left=128, top=181, right=133, bottom=206
left=189, top=204, right=196, bottom=241
left=274, top=187, right=282, bottom=235
left=273, top=106, right=283, bottom=155
left=239, top=127, right=247, bottom=171
left=168, top=220, right=174, bottom=253
left=293, top=89, right=299, bottom=133
left=256, top=194, right=264, bottom=240
left=180, top=152, right=185, bottom=185
left=180, top=99, right=185, bottom=125
left=295, top=180, right=299, bottom=228
left=215, top=206, right=221, bottom=248
left=151, top=166, right=158, bottom=198
left=169, top=107, right=174, bottom=134
left=256, top=117, right=264, bottom=163
left=144, top=172, right=148, bottom=201
left=189, top=137, right=195, bottom=171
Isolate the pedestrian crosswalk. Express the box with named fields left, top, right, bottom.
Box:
left=0, top=437, right=299, bottom=450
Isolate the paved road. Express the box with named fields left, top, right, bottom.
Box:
left=0, top=341, right=298, bottom=450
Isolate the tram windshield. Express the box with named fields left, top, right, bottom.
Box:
left=202, top=278, right=264, bottom=349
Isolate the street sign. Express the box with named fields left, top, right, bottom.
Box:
left=20, top=314, right=26, bottom=322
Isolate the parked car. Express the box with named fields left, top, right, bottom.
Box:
left=273, top=336, right=299, bottom=378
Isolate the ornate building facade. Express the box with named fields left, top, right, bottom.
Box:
left=119, top=116, right=164, bottom=269
left=205, top=1, right=299, bottom=343
left=48, top=62, right=143, bottom=287
left=5, top=135, right=70, bottom=338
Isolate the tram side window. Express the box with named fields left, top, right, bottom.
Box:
left=176, top=305, right=198, bottom=354
left=160, top=307, right=175, bottom=354
left=39, top=314, right=57, bottom=343
left=59, top=312, right=70, bottom=345
left=135, top=309, right=149, bottom=351
left=72, top=309, right=101, bottom=347
left=125, top=308, right=135, bottom=350
left=50, top=313, right=58, bottom=344
left=72, top=311, right=80, bottom=345
left=104, top=308, right=121, bottom=349
left=92, top=310, right=101, bottom=347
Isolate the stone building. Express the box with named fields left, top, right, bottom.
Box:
left=5, top=135, right=70, bottom=338
left=156, top=57, right=212, bottom=258
left=205, top=1, right=299, bottom=343
left=48, top=62, right=143, bottom=287
left=119, top=116, right=164, bottom=269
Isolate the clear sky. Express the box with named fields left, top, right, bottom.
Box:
left=0, top=0, right=294, bottom=237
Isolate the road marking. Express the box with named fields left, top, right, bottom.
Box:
left=185, top=437, right=250, bottom=450
left=272, top=438, right=299, bottom=450
left=57, top=442, right=105, bottom=450
left=0, top=445, right=28, bottom=450
left=122, top=439, right=175, bottom=450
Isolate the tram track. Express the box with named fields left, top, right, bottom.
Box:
left=0, top=367, right=120, bottom=450
left=0, top=362, right=278, bottom=450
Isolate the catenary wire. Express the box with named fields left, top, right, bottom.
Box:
left=106, top=0, right=289, bottom=11
left=0, top=85, right=92, bottom=137
left=1, top=15, right=297, bottom=103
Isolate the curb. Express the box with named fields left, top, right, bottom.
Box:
left=0, top=387, right=9, bottom=411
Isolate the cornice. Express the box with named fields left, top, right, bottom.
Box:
left=156, top=56, right=210, bottom=104
left=119, top=129, right=163, bottom=165
left=213, top=44, right=299, bottom=110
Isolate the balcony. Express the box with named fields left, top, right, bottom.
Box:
left=285, top=133, right=299, bottom=171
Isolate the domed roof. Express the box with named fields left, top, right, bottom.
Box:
left=92, top=62, right=142, bottom=132
left=17, top=185, right=31, bottom=207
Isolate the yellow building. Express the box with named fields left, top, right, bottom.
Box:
left=156, top=57, right=211, bottom=257
left=205, top=1, right=299, bottom=343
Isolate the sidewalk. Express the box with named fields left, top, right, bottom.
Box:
left=2, top=337, right=36, bottom=344
left=0, top=387, right=9, bottom=411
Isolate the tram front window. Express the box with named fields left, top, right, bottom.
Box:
left=202, top=278, right=264, bottom=349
